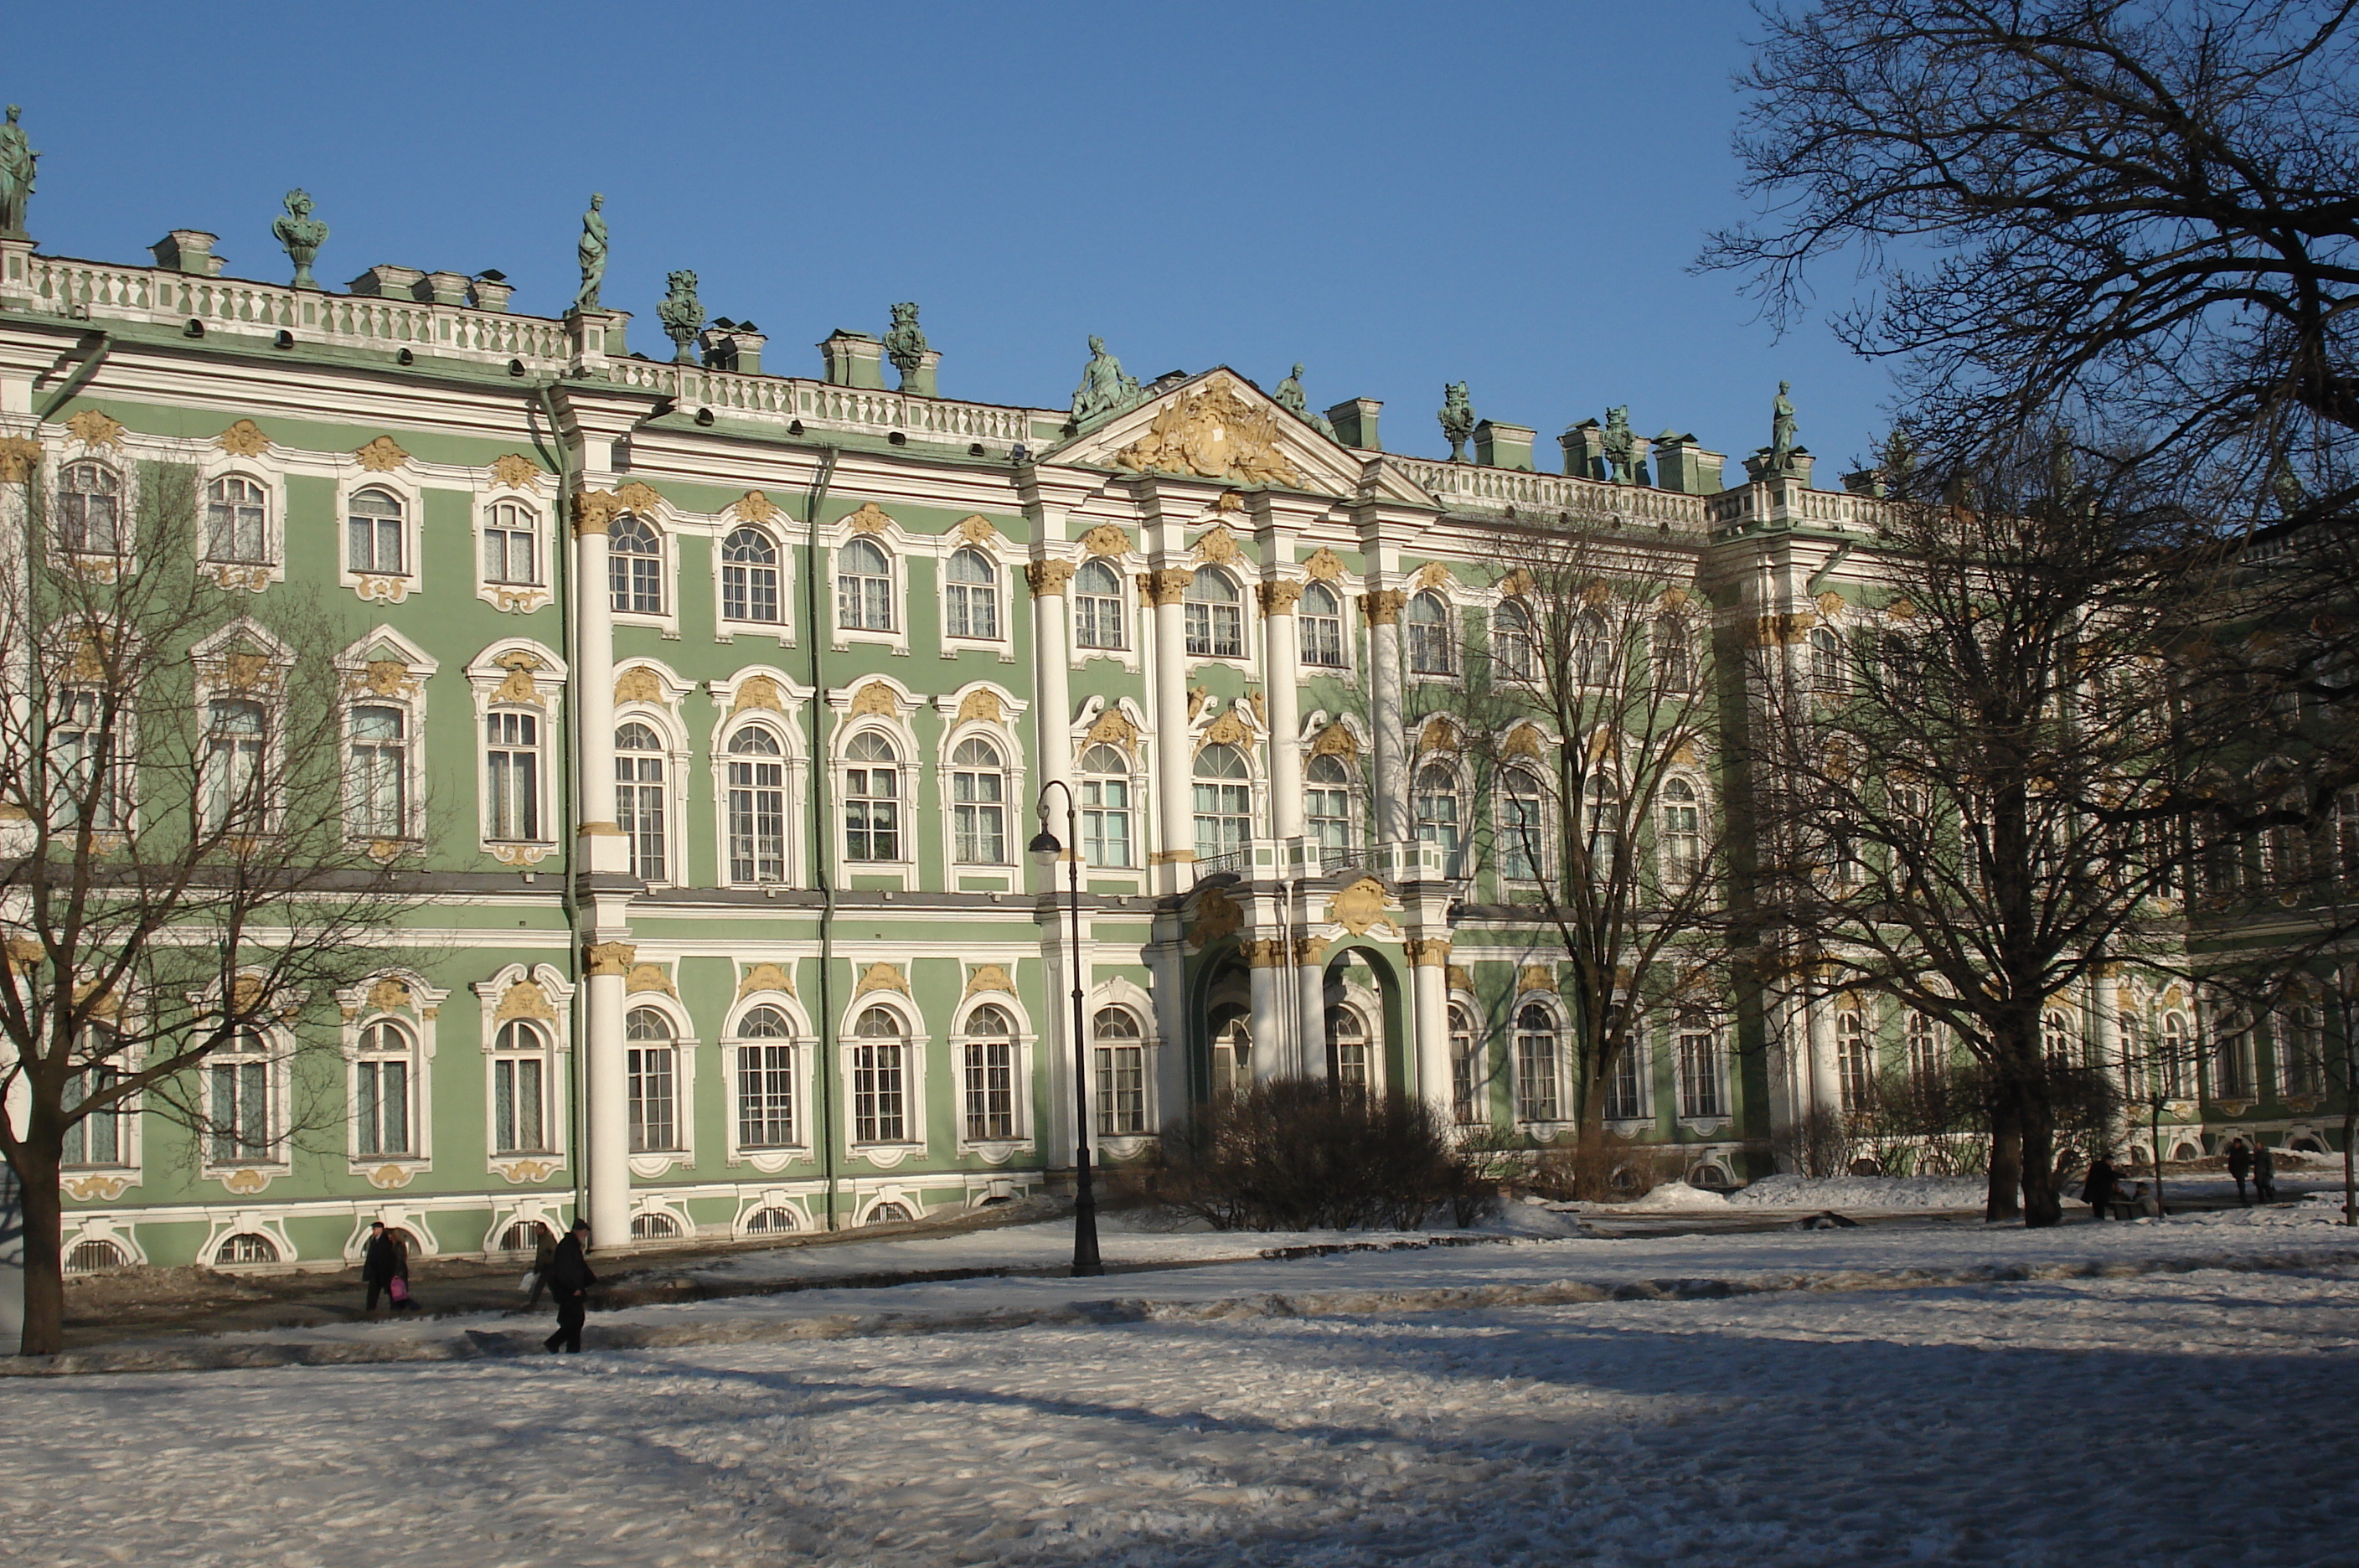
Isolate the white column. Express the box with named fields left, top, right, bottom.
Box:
left=1147, top=567, right=1194, bottom=892
left=1246, top=939, right=1285, bottom=1080
left=1805, top=991, right=1841, bottom=1124
left=583, top=936, right=632, bottom=1247
left=1297, top=930, right=1329, bottom=1083
left=1409, top=938, right=1453, bottom=1117
left=1146, top=931, right=1190, bottom=1121
left=1365, top=589, right=1407, bottom=843
left=1261, top=583, right=1305, bottom=839
left=2093, top=972, right=2130, bottom=1150
left=1027, top=562, right=1075, bottom=811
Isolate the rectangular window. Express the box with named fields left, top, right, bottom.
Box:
left=1515, top=1029, right=1561, bottom=1122
left=1450, top=1015, right=1479, bottom=1124
left=963, top=1040, right=1015, bottom=1140
left=348, top=704, right=408, bottom=839
left=486, top=712, right=541, bottom=841
left=209, top=1058, right=271, bottom=1162
left=1500, top=790, right=1542, bottom=880
left=1300, top=612, right=1344, bottom=668
left=355, top=1058, right=411, bottom=1156
left=1603, top=1042, right=1645, bottom=1121
left=1076, top=591, right=1125, bottom=650
left=737, top=1044, right=797, bottom=1148
left=208, top=483, right=269, bottom=564
left=1096, top=1043, right=1145, bottom=1136
left=52, top=689, right=122, bottom=832
left=204, top=698, right=266, bottom=832
left=617, top=756, right=668, bottom=882
left=62, top=1067, right=122, bottom=1166
left=493, top=1056, right=546, bottom=1154
left=727, top=759, right=786, bottom=882
left=845, top=769, right=900, bottom=862
left=1081, top=777, right=1133, bottom=868
left=1676, top=1031, right=1726, bottom=1119
left=627, top=1045, right=678, bottom=1152
left=1185, top=601, right=1243, bottom=658
left=483, top=522, right=538, bottom=585
left=1193, top=782, right=1251, bottom=859
left=853, top=1043, right=906, bottom=1142
left=952, top=773, right=1005, bottom=863
left=348, top=511, right=404, bottom=575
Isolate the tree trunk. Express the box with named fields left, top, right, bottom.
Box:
left=1985, top=1092, right=2022, bottom=1223
left=14, top=1141, right=65, bottom=1357
left=2017, top=1078, right=2065, bottom=1228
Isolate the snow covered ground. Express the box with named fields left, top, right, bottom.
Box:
left=4, top=1209, right=2358, bottom=1565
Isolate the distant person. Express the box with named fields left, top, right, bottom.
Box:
left=2127, top=1181, right=2163, bottom=1219
left=524, top=1225, right=558, bottom=1310
left=2253, top=1143, right=2278, bottom=1204
left=542, top=1219, right=596, bottom=1354
left=2081, top=1154, right=2122, bottom=1223
left=360, top=1220, right=413, bottom=1313
left=2226, top=1137, right=2253, bottom=1205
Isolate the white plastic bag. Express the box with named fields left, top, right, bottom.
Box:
left=520, top=1270, right=539, bottom=1294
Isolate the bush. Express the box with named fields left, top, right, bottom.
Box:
left=1153, top=1078, right=1489, bottom=1231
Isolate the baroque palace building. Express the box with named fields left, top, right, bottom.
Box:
left=0, top=189, right=2339, bottom=1273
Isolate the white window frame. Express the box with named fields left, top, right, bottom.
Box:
left=1086, top=979, right=1163, bottom=1153
left=199, top=468, right=283, bottom=589
left=1405, top=589, right=1456, bottom=678
left=1190, top=740, right=1257, bottom=862
left=464, top=640, right=566, bottom=867
left=724, top=994, right=816, bottom=1172
left=189, top=617, right=295, bottom=839
left=1071, top=557, right=1131, bottom=656
left=475, top=494, right=551, bottom=614
left=940, top=544, right=1009, bottom=651
left=832, top=527, right=909, bottom=656
left=1675, top=1027, right=1728, bottom=1122
left=623, top=996, right=698, bottom=1174
left=614, top=714, right=681, bottom=886
left=338, top=971, right=448, bottom=1175
left=1183, top=566, right=1249, bottom=663
left=843, top=999, right=927, bottom=1158
left=1512, top=998, right=1570, bottom=1128
left=828, top=684, right=920, bottom=889
left=335, top=627, right=436, bottom=852
left=472, top=962, right=576, bottom=1179
left=718, top=522, right=792, bottom=641
left=196, top=1021, right=295, bottom=1179
left=607, top=512, right=679, bottom=635
left=953, top=997, right=1036, bottom=1154
left=1298, top=580, right=1350, bottom=672
left=721, top=719, right=794, bottom=886
left=336, top=475, right=425, bottom=605
left=1603, top=1032, right=1652, bottom=1126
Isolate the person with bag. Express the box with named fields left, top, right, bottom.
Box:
left=2079, top=1153, right=2121, bottom=1223
left=2226, top=1137, right=2253, bottom=1204
left=523, top=1225, right=558, bottom=1309
left=360, top=1220, right=414, bottom=1313
left=2253, top=1142, right=2278, bottom=1204
left=542, top=1218, right=596, bottom=1354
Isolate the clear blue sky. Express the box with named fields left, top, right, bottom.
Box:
left=10, top=2, right=1897, bottom=481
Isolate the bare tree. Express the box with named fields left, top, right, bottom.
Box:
left=1437, top=519, right=1732, bottom=1194
left=0, top=461, right=415, bottom=1354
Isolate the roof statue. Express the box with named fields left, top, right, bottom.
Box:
left=1272, top=363, right=1338, bottom=440
left=271, top=188, right=328, bottom=290
left=572, top=193, right=607, bottom=313
left=1601, top=405, right=1639, bottom=486
left=1768, top=379, right=1799, bottom=472
left=1438, top=382, right=1475, bottom=463
left=1070, top=335, right=1143, bottom=427
left=884, top=302, right=929, bottom=389
left=0, top=106, right=38, bottom=240
left=656, top=269, right=704, bottom=364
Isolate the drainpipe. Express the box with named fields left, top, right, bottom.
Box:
left=802, top=447, right=840, bottom=1228
left=532, top=384, right=586, bottom=1227
left=36, top=332, right=115, bottom=420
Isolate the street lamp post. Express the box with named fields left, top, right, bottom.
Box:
left=1030, top=781, right=1104, bottom=1277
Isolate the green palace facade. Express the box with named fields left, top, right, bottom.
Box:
left=0, top=195, right=2339, bottom=1274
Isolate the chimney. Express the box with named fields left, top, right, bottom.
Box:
left=1654, top=432, right=1727, bottom=495
left=700, top=320, right=767, bottom=376
left=1474, top=420, right=1535, bottom=472
left=1325, top=398, right=1381, bottom=451
left=348, top=265, right=427, bottom=299
left=469, top=271, right=514, bottom=312
left=150, top=231, right=225, bottom=278
left=1561, top=420, right=1603, bottom=478
left=819, top=330, right=886, bottom=389
left=422, top=271, right=472, bottom=307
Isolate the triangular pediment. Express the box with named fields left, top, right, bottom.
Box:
left=1045, top=369, right=1433, bottom=506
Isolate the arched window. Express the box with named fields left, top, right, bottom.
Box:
left=62, top=1033, right=123, bottom=1168
left=1191, top=743, right=1252, bottom=859
left=745, top=1206, right=799, bottom=1234
left=1836, top=1008, right=1873, bottom=1114
left=844, top=731, right=901, bottom=862
left=736, top=1003, right=796, bottom=1149
left=1492, top=601, right=1533, bottom=680
left=726, top=726, right=786, bottom=884
left=946, top=548, right=1000, bottom=639
left=630, top=1212, right=681, bottom=1240
left=52, top=689, right=123, bottom=834
left=1604, top=1036, right=1646, bottom=1121
left=1514, top=1005, right=1561, bottom=1122
left=2284, top=1003, right=2325, bottom=1096
left=1653, top=614, right=1697, bottom=697
left=1675, top=1028, right=1725, bottom=1118
left=837, top=537, right=893, bottom=631
left=1660, top=777, right=1701, bottom=890
left=1580, top=774, right=1619, bottom=875
left=1301, top=582, right=1345, bottom=668
left=626, top=1007, right=679, bottom=1153
left=1414, top=764, right=1462, bottom=863
left=962, top=1003, right=1017, bottom=1140
left=348, top=487, right=405, bottom=575
left=485, top=709, right=541, bottom=842
left=951, top=736, right=1007, bottom=864
left=1905, top=1011, right=1945, bottom=1082
left=204, top=697, right=267, bottom=833
left=1079, top=743, right=1133, bottom=868
left=59, top=462, right=122, bottom=554
left=1500, top=766, right=1545, bottom=881
left=610, top=516, right=663, bottom=614
left=207, top=476, right=269, bottom=565
left=1810, top=624, right=1850, bottom=699
left=215, top=1232, right=280, bottom=1265
left=483, top=498, right=538, bottom=585
left=1307, top=754, right=1355, bottom=851
left=1326, top=1005, right=1370, bottom=1093
left=492, top=1019, right=550, bottom=1154
left=1211, top=1014, right=1251, bottom=1096
left=355, top=1019, right=414, bottom=1157
left=2159, top=1010, right=2191, bottom=1098
left=1449, top=1004, right=1481, bottom=1123
left=209, top=1029, right=273, bottom=1163
left=1075, top=560, right=1127, bottom=650
left=1184, top=567, right=1243, bottom=658
left=1094, top=1008, right=1146, bottom=1135
left=865, top=1201, right=914, bottom=1225
left=1573, top=608, right=1613, bottom=688
left=852, top=1005, right=910, bottom=1143
left=720, top=527, right=781, bottom=623
left=348, top=704, right=408, bottom=840
left=67, top=1239, right=129, bottom=1274
left=1406, top=591, right=1453, bottom=674
left=616, top=721, right=668, bottom=882
left=2042, top=1009, right=2077, bottom=1070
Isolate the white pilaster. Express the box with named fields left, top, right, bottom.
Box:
left=583, top=934, right=632, bottom=1248
left=1365, top=589, right=1407, bottom=843
left=1408, top=939, right=1453, bottom=1117
left=1261, top=582, right=1306, bottom=840
left=572, top=500, right=626, bottom=874
left=1247, top=939, right=1286, bottom=1080
left=1028, top=561, right=1075, bottom=813
left=1148, top=566, right=1194, bottom=894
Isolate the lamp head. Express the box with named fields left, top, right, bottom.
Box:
left=1028, top=827, right=1061, bottom=866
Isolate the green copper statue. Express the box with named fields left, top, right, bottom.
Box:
left=1768, top=380, right=1799, bottom=472
left=656, top=269, right=703, bottom=364
left=0, top=105, right=39, bottom=239
left=573, top=193, right=607, bottom=313
left=1438, top=382, right=1475, bottom=463
left=1273, top=364, right=1336, bottom=438
left=884, top=302, right=928, bottom=389
left=1071, top=335, right=1143, bottom=426
left=271, top=189, right=328, bottom=290
left=1601, top=405, right=1639, bottom=485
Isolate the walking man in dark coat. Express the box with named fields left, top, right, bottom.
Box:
left=2082, top=1154, right=2122, bottom=1222
left=542, top=1218, right=596, bottom=1354
left=2226, top=1137, right=2253, bottom=1204
left=360, top=1220, right=410, bottom=1312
